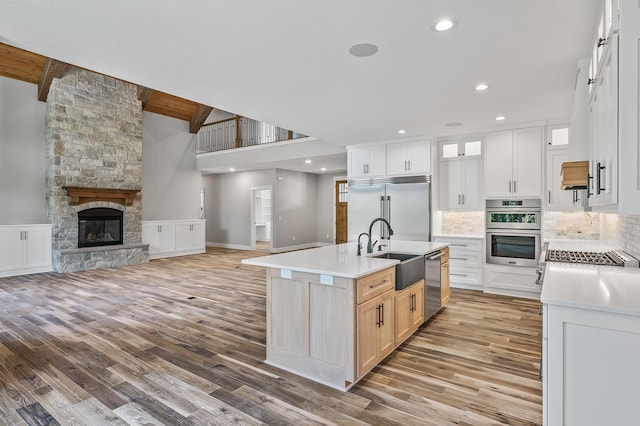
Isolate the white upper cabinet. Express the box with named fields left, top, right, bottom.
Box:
left=386, top=140, right=431, bottom=175
left=485, top=127, right=543, bottom=198
left=438, top=138, right=484, bottom=210
left=586, top=0, right=640, bottom=213
left=348, top=145, right=386, bottom=178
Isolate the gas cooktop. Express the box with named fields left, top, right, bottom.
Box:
left=545, top=249, right=639, bottom=268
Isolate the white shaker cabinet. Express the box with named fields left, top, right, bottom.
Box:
left=143, top=220, right=206, bottom=259
left=585, top=0, right=640, bottom=213
left=0, top=224, right=52, bottom=277
left=440, top=158, right=483, bottom=210
left=485, top=127, right=542, bottom=198
left=386, top=140, right=431, bottom=175
left=546, top=148, right=582, bottom=211
left=347, top=145, right=386, bottom=178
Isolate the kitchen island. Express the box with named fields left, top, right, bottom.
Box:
left=540, top=240, right=640, bottom=425
left=243, top=240, right=448, bottom=391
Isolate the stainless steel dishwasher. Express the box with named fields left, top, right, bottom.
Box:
left=424, top=250, right=443, bottom=321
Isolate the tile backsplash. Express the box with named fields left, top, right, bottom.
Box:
left=441, top=211, right=484, bottom=235
left=600, top=214, right=640, bottom=258
left=543, top=211, right=600, bottom=240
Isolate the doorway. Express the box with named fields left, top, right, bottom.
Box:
left=251, top=186, right=273, bottom=251
left=335, top=180, right=348, bottom=244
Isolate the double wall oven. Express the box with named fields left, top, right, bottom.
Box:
left=485, top=199, right=541, bottom=267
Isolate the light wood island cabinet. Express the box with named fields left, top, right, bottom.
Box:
left=394, top=280, right=424, bottom=344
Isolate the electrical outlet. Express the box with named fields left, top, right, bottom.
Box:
left=292, top=236, right=296, bottom=241
left=326, top=233, right=330, bottom=239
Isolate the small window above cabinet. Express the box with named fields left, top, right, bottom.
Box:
left=440, top=139, right=482, bottom=160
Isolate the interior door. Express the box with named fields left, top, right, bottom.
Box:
left=335, top=180, right=348, bottom=244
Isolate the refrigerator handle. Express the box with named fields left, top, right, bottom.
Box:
left=385, top=195, right=391, bottom=239
left=380, top=195, right=384, bottom=219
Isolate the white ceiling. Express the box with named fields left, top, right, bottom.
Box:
left=1, top=1, right=600, bottom=172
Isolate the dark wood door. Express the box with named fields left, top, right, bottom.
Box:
left=335, top=180, right=348, bottom=244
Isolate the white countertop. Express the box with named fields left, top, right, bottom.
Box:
left=541, top=239, right=640, bottom=315
left=242, top=240, right=449, bottom=279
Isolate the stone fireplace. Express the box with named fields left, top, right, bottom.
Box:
left=46, top=68, right=149, bottom=272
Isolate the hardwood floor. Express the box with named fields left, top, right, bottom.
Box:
left=0, top=247, right=542, bottom=425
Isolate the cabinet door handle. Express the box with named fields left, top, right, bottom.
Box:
left=458, top=194, right=461, bottom=205
left=408, top=160, right=411, bottom=171
left=597, top=162, right=606, bottom=194
left=462, top=194, right=465, bottom=205
left=380, top=303, right=384, bottom=326
left=513, top=180, right=516, bottom=193
left=376, top=305, right=381, bottom=327
left=369, top=279, right=389, bottom=289
left=508, top=180, right=512, bottom=193
left=587, top=174, right=593, bottom=198
left=548, top=190, right=551, bottom=204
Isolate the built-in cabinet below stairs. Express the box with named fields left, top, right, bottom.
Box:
left=142, top=220, right=206, bottom=259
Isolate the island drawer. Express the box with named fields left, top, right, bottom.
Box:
left=357, top=267, right=395, bottom=304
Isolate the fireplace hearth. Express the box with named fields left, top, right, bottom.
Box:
left=78, top=208, right=123, bottom=248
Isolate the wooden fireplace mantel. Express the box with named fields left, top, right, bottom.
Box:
left=62, top=187, right=141, bottom=206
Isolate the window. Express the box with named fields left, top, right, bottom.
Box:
left=440, top=139, right=483, bottom=159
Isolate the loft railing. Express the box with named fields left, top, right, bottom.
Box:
left=196, top=116, right=307, bottom=154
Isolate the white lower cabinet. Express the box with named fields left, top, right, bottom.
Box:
left=484, top=264, right=540, bottom=299
left=433, top=236, right=483, bottom=290
left=545, top=304, right=640, bottom=425
left=142, top=220, right=205, bottom=259
left=0, top=224, right=52, bottom=277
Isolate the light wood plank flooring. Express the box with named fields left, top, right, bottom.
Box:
left=0, top=247, right=542, bottom=425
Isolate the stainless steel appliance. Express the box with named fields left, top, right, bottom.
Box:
left=425, top=249, right=443, bottom=321
left=347, top=175, right=431, bottom=242
left=485, top=199, right=542, bottom=267
left=537, top=246, right=639, bottom=285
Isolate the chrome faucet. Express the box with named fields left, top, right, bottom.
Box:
left=367, top=217, right=394, bottom=253
left=357, top=232, right=370, bottom=256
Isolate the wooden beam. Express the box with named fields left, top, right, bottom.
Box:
left=136, top=86, right=154, bottom=108
left=37, top=58, right=68, bottom=102
left=189, top=104, right=214, bottom=134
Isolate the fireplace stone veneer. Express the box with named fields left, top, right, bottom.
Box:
left=46, top=68, right=148, bottom=272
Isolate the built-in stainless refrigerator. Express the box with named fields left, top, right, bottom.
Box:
left=347, top=175, right=431, bottom=243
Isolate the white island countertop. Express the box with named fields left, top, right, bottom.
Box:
left=541, top=239, right=640, bottom=315
left=242, top=240, right=449, bottom=279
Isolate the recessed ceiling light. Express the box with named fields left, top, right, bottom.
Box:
left=475, top=83, right=489, bottom=91
left=495, top=115, right=506, bottom=121
left=445, top=122, right=462, bottom=127
left=229, top=168, right=235, bottom=171
left=349, top=43, right=378, bottom=57
left=321, top=167, right=327, bottom=171
left=305, top=159, right=312, bottom=164
left=398, top=129, right=406, bottom=134
left=433, top=19, right=455, bottom=32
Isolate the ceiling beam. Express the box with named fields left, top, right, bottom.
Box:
left=37, top=58, right=69, bottom=102
left=136, top=86, right=154, bottom=108
left=189, top=104, right=213, bottom=134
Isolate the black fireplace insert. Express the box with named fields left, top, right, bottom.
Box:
left=78, top=208, right=123, bottom=248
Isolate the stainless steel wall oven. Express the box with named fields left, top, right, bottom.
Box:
left=486, top=199, right=541, bottom=267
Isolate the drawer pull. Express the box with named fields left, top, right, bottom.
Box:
left=451, top=257, right=468, bottom=261
left=368, top=280, right=389, bottom=289
left=450, top=243, right=469, bottom=247
left=450, top=273, right=469, bottom=277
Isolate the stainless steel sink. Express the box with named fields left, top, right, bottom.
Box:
left=373, top=252, right=425, bottom=290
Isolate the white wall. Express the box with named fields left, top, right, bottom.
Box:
left=142, top=112, right=202, bottom=220
left=0, top=77, right=47, bottom=224
left=272, top=169, right=318, bottom=249
left=202, top=169, right=276, bottom=248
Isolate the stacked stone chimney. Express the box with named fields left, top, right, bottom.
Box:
left=45, top=68, right=148, bottom=272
